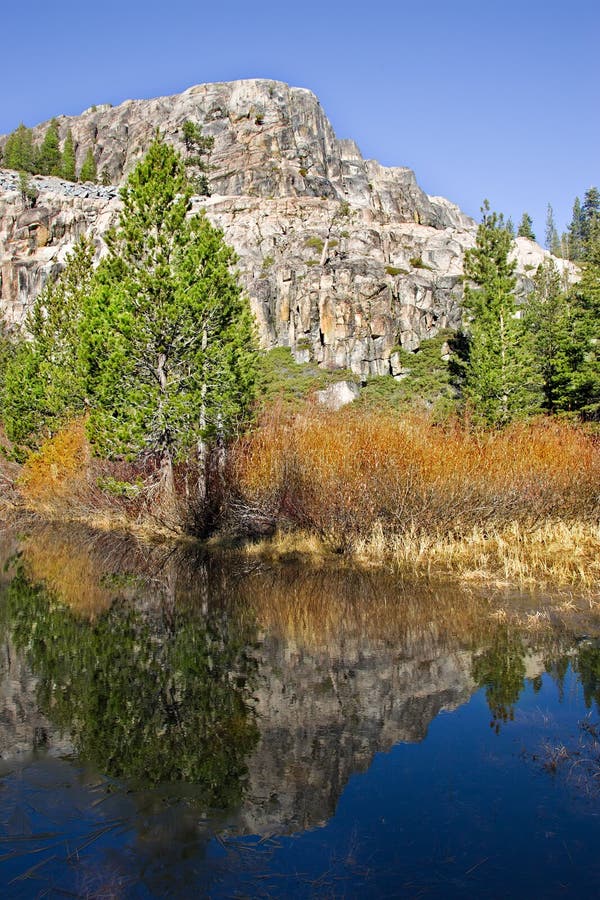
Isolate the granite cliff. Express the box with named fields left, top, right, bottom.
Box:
left=0, top=79, right=575, bottom=375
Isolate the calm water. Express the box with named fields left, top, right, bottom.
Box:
left=0, top=525, right=599, bottom=898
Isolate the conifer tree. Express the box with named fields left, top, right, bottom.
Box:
left=523, top=260, right=574, bottom=413
left=581, top=187, right=600, bottom=256
left=18, top=172, right=39, bottom=208
left=38, top=119, right=62, bottom=176
left=62, top=129, right=76, bottom=181
left=79, top=147, right=97, bottom=182
left=566, top=236, right=600, bottom=419
left=181, top=120, right=214, bottom=196
left=568, top=197, right=584, bottom=260
left=517, top=212, right=536, bottom=241
left=2, top=238, right=95, bottom=446
left=82, top=135, right=259, bottom=506
left=462, top=201, right=542, bottom=426
left=2, top=124, right=35, bottom=172
left=545, top=204, right=561, bottom=256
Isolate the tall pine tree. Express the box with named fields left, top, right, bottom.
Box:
left=568, top=197, right=584, bottom=261
left=2, top=238, right=95, bottom=446
left=82, top=135, right=259, bottom=507
left=462, top=201, right=541, bottom=426
left=545, top=203, right=561, bottom=256
left=37, top=119, right=62, bottom=176
left=523, top=260, right=574, bottom=413
left=79, top=147, right=97, bottom=183
left=566, top=235, right=600, bottom=419
left=581, top=187, right=600, bottom=258
left=2, top=124, right=35, bottom=172
left=62, top=129, right=76, bottom=181
left=517, top=212, right=536, bottom=241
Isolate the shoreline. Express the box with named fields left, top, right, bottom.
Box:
left=2, top=498, right=599, bottom=596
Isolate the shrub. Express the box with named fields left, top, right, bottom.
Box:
left=305, top=236, right=324, bottom=253
left=229, top=407, right=600, bottom=550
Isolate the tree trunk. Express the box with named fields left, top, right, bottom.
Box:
left=157, top=351, right=176, bottom=508
left=197, top=328, right=209, bottom=505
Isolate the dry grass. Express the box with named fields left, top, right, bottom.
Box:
left=381, top=520, right=600, bottom=588
left=9, top=406, right=600, bottom=589
left=16, top=419, right=182, bottom=536
left=230, top=406, right=600, bottom=587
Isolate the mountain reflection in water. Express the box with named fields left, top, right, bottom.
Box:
left=0, top=524, right=599, bottom=897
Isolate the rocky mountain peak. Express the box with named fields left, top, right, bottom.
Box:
left=0, top=79, right=576, bottom=376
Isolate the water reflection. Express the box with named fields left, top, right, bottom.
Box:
left=0, top=524, right=599, bottom=894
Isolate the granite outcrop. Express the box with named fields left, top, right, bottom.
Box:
left=0, top=79, right=577, bottom=375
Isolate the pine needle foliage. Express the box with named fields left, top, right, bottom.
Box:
left=82, top=135, right=259, bottom=495
left=462, top=202, right=542, bottom=425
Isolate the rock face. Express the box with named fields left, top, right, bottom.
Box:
left=0, top=79, right=577, bottom=375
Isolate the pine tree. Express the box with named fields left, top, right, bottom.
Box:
left=62, top=129, right=76, bottom=181
left=79, top=147, right=97, bottom=183
left=523, top=260, right=574, bottom=413
left=2, top=124, right=35, bottom=172
left=517, top=212, right=536, bottom=241
left=462, top=201, right=542, bottom=426
left=545, top=204, right=561, bottom=256
left=38, top=119, right=62, bottom=176
left=2, top=238, right=95, bottom=446
left=181, top=120, right=214, bottom=196
left=18, top=172, right=39, bottom=208
left=82, top=135, right=259, bottom=507
left=566, top=235, right=600, bottom=419
left=581, top=187, right=600, bottom=257
left=568, top=197, right=584, bottom=260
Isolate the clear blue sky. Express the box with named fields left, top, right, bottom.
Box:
left=2, top=0, right=598, bottom=239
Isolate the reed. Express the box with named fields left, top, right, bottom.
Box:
left=230, top=406, right=600, bottom=586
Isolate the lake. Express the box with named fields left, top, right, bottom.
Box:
left=0, top=524, right=599, bottom=898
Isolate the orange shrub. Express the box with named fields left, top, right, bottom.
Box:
left=20, top=418, right=91, bottom=507
left=229, top=405, right=600, bottom=546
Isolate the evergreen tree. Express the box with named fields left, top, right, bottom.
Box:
left=2, top=123, right=35, bottom=172
left=79, top=147, right=97, bottom=182
left=18, top=171, right=39, bottom=208
left=568, top=197, right=584, bottom=260
left=582, top=187, right=600, bottom=257
left=517, top=212, right=536, bottom=241
left=565, top=236, right=600, bottom=419
left=523, top=260, right=574, bottom=413
left=545, top=203, right=561, bottom=256
left=1, top=238, right=94, bottom=446
left=0, top=320, right=15, bottom=402
left=37, top=118, right=62, bottom=176
left=181, top=120, right=214, bottom=196
left=61, top=129, right=76, bottom=181
left=82, top=135, right=259, bottom=505
left=462, top=201, right=542, bottom=426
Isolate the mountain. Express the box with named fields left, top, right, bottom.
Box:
left=0, top=79, right=576, bottom=376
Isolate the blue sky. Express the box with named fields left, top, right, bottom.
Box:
left=2, top=0, right=598, bottom=239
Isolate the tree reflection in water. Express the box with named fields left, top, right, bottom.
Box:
left=6, top=563, right=259, bottom=807
left=472, top=625, right=527, bottom=732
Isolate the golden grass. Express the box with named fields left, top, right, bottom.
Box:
left=243, top=520, right=600, bottom=590
left=9, top=407, right=600, bottom=591
left=231, top=407, right=599, bottom=538
left=230, top=406, right=599, bottom=587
